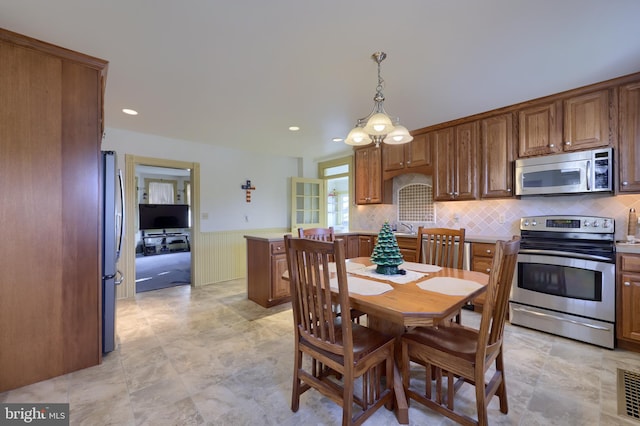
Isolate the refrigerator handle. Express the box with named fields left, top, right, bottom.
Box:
left=116, top=169, right=125, bottom=261
left=115, top=269, right=125, bottom=286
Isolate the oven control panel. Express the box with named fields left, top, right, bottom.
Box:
left=520, top=215, right=614, bottom=233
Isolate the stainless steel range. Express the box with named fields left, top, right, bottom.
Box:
left=509, top=215, right=616, bottom=349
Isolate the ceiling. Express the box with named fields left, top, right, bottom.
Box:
left=2, top=1, right=640, bottom=162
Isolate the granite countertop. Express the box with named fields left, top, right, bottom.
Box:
left=616, top=242, right=640, bottom=254
left=244, top=231, right=509, bottom=244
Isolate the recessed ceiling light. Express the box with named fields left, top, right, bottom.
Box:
left=332, top=137, right=344, bottom=142
left=289, top=126, right=300, bottom=131
left=122, top=108, right=138, bottom=116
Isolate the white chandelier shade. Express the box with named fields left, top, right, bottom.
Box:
left=345, top=52, right=413, bottom=147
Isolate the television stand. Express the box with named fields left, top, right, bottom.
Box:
left=142, top=233, right=190, bottom=256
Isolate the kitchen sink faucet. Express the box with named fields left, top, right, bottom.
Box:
left=400, top=223, right=414, bottom=234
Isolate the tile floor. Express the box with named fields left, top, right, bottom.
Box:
left=2, top=278, right=640, bottom=425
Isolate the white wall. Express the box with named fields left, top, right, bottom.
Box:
left=102, top=127, right=301, bottom=232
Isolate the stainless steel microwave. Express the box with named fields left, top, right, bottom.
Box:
left=515, top=147, right=612, bottom=196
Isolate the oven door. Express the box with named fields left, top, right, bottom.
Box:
left=509, top=252, right=616, bottom=348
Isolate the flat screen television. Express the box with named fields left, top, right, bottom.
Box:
left=139, top=204, right=190, bottom=230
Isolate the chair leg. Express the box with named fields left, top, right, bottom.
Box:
left=496, top=351, right=508, bottom=414
left=342, top=371, right=355, bottom=426
left=385, top=355, right=394, bottom=410
left=291, top=348, right=302, bottom=412
left=475, top=370, right=488, bottom=426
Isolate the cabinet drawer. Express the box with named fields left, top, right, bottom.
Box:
left=472, top=257, right=493, bottom=274
left=472, top=242, right=495, bottom=258
left=395, top=236, right=417, bottom=250
left=270, top=241, right=286, bottom=255
left=620, top=254, right=640, bottom=273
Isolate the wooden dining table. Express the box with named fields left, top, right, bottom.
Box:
left=339, top=257, right=489, bottom=424
left=281, top=256, right=490, bottom=424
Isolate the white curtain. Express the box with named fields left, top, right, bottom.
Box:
left=149, top=182, right=174, bottom=204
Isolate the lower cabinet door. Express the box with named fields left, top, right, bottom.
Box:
left=271, top=255, right=290, bottom=300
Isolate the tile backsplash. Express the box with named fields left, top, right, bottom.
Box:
left=351, top=173, right=640, bottom=242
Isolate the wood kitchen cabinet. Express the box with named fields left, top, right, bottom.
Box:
left=432, top=121, right=479, bottom=201
left=518, top=100, right=563, bottom=157
left=382, top=133, right=433, bottom=180
left=563, top=89, right=613, bottom=152
left=618, top=82, right=640, bottom=193
left=354, top=145, right=391, bottom=204
left=480, top=113, right=515, bottom=199
left=518, top=90, right=612, bottom=159
left=344, top=235, right=360, bottom=259
left=470, top=242, right=496, bottom=310
left=246, top=237, right=291, bottom=308
left=396, top=236, right=417, bottom=262
left=616, top=253, right=640, bottom=352
left=0, top=29, right=107, bottom=392
left=358, top=235, right=376, bottom=257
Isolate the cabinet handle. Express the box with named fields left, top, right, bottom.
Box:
left=624, top=281, right=631, bottom=286
left=507, top=188, right=511, bottom=192
left=486, top=249, right=492, bottom=254
left=622, top=182, right=629, bottom=186
left=549, top=143, right=555, bottom=148
left=485, top=268, right=491, bottom=273
left=564, top=141, right=571, bottom=146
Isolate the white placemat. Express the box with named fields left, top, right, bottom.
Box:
left=324, top=262, right=366, bottom=273
left=400, top=262, right=442, bottom=273
left=350, top=265, right=425, bottom=284
left=417, top=277, right=483, bottom=296
left=330, top=276, right=394, bottom=296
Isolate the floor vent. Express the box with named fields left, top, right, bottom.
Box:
left=619, top=368, right=640, bottom=421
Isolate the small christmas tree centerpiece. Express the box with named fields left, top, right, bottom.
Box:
left=371, top=221, right=405, bottom=275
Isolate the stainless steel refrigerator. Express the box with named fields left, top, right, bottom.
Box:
left=102, top=151, right=124, bottom=353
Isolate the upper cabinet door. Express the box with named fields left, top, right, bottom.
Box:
left=455, top=121, right=479, bottom=200
left=432, top=122, right=478, bottom=201
left=382, top=143, right=405, bottom=172
left=518, top=100, right=563, bottom=157
left=406, top=133, right=432, bottom=168
left=563, top=89, right=613, bottom=151
left=619, top=82, right=640, bottom=193
left=481, top=113, right=515, bottom=199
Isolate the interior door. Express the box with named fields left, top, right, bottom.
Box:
left=291, top=177, right=325, bottom=231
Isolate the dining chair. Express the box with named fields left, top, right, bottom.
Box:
left=416, top=227, right=466, bottom=323
left=297, top=226, right=335, bottom=241
left=400, top=236, right=521, bottom=426
left=298, top=227, right=366, bottom=324
left=416, top=226, right=466, bottom=269
left=284, top=235, right=396, bottom=426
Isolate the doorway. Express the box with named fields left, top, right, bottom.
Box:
left=118, top=155, right=200, bottom=299
left=135, top=164, right=191, bottom=293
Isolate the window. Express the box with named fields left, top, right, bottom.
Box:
left=146, top=179, right=178, bottom=204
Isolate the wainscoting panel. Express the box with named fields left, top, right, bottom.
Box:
left=195, top=228, right=289, bottom=286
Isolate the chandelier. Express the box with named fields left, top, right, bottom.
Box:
left=345, top=52, right=413, bottom=147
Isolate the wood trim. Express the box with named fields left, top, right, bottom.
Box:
left=411, top=70, right=640, bottom=136
left=0, top=27, right=108, bottom=72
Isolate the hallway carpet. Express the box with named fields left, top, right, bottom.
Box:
left=135, top=252, right=190, bottom=292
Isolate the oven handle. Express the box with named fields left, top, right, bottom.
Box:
left=511, top=305, right=611, bottom=331
left=518, top=249, right=613, bottom=262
